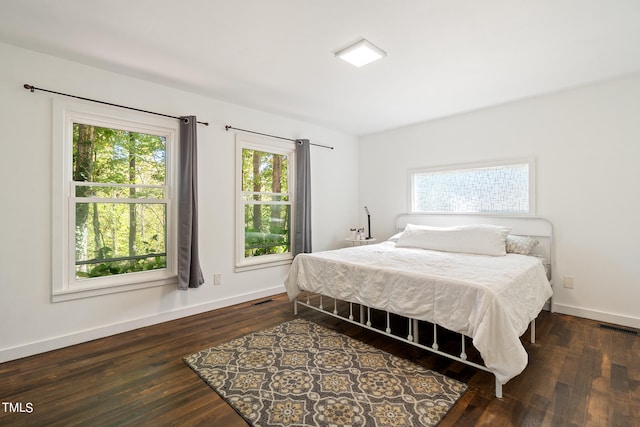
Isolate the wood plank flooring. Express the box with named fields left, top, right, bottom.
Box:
left=1, top=292, right=638, bottom=426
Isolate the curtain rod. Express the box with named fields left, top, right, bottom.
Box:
left=23, top=83, right=209, bottom=126
left=225, top=125, right=334, bottom=150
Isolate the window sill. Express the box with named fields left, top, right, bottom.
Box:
left=235, top=258, right=292, bottom=273
left=52, top=276, right=178, bottom=302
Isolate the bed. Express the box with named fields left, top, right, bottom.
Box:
left=284, top=214, right=553, bottom=398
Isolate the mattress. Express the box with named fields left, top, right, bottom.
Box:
left=284, top=241, right=553, bottom=384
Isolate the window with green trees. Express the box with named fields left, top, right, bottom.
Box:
left=73, top=123, right=168, bottom=279
left=236, top=135, right=294, bottom=270
left=53, top=101, right=178, bottom=300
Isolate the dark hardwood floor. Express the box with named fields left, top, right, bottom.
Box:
left=1, top=293, right=638, bottom=426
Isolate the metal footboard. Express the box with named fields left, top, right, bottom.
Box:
left=292, top=292, right=540, bottom=399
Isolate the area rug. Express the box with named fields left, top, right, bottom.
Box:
left=184, top=318, right=467, bottom=427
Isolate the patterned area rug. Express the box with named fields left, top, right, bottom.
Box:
left=184, top=318, right=467, bottom=427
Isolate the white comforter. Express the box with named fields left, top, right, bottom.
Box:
left=284, top=241, right=552, bottom=384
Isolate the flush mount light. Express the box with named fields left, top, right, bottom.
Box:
left=335, top=39, right=386, bottom=67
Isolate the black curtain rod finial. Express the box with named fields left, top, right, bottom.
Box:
left=24, top=83, right=35, bottom=92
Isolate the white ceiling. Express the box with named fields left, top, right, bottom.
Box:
left=1, top=0, right=640, bottom=136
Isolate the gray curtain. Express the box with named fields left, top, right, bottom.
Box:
left=294, top=139, right=312, bottom=255
left=178, top=116, right=204, bottom=289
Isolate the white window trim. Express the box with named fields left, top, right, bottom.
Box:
left=408, top=157, right=536, bottom=216
left=52, top=99, right=178, bottom=302
left=235, top=134, right=295, bottom=272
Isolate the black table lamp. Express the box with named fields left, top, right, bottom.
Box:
left=364, top=206, right=372, bottom=239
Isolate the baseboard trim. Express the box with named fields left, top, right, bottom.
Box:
left=552, top=303, right=640, bottom=329
left=7, top=294, right=635, bottom=364
left=0, top=286, right=284, bottom=363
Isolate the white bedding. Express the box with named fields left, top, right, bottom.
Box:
left=284, top=241, right=553, bottom=384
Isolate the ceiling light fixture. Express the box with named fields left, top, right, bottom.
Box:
left=335, top=39, right=386, bottom=67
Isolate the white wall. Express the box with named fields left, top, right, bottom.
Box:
left=0, top=42, right=359, bottom=362
left=359, top=74, right=640, bottom=329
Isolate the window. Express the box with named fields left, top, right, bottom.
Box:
left=235, top=134, right=295, bottom=271
left=53, top=101, right=178, bottom=301
left=409, top=159, right=535, bottom=215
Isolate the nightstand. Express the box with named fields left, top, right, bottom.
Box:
left=345, top=238, right=377, bottom=246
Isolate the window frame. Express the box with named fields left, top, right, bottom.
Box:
left=408, top=158, right=536, bottom=216
left=235, top=133, right=296, bottom=271
left=52, top=100, right=179, bottom=302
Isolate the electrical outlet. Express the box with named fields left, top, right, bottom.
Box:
left=563, top=276, right=574, bottom=289
left=214, top=273, right=222, bottom=286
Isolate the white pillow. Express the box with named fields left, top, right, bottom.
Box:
left=387, top=232, right=403, bottom=242
left=395, top=224, right=511, bottom=256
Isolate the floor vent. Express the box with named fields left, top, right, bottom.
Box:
left=598, top=323, right=639, bottom=336
left=253, top=299, right=273, bottom=306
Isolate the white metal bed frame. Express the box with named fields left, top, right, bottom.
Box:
left=293, top=214, right=554, bottom=398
